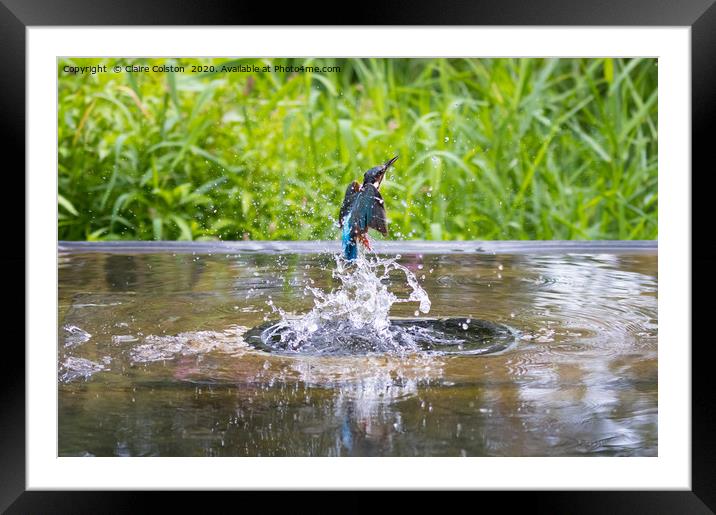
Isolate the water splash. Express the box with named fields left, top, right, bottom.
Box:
left=264, top=253, right=431, bottom=354
left=129, top=326, right=249, bottom=364
left=63, top=324, right=92, bottom=348
left=59, top=356, right=107, bottom=382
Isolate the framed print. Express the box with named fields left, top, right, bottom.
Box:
left=4, top=0, right=715, bottom=511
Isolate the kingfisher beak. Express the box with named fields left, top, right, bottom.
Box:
left=377, top=155, right=398, bottom=186
left=383, top=155, right=399, bottom=169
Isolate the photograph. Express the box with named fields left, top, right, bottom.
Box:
left=57, top=56, right=658, bottom=457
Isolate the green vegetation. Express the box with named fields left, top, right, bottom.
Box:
left=58, top=58, right=657, bottom=241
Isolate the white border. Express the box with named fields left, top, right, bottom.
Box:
left=28, top=27, right=690, bottom=489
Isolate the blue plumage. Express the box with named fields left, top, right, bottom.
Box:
left=341, top=214, right=358, bottom=260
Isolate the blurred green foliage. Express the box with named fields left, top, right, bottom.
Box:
left=58, top=57, right=657, bottom=241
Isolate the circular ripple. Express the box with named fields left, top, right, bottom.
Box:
left=245, top=318, right=517, bottom=356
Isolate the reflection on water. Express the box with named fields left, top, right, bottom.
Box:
left=58, top=244, right=657, bottom=457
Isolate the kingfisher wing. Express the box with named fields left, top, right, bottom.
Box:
left=354, top=184, right=388, bottom=236
left=339, top=181, right=360, bottom=227
left=367, top=188, right=388, bottom=235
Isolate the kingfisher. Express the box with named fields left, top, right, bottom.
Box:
left=339, top=156, right=398, bottom=260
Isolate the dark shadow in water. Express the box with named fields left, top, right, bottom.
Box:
left=245, top=318, right=516, bottom=356
left=104, top=255, right=138, bottom=291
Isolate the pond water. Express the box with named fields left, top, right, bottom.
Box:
left=58, top=241, right=657, bottom=457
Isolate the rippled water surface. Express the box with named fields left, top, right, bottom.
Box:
left=58, top=242, right=657, bottom=457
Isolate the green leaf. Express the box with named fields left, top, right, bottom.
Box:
left=603, top=58, right=614, bottom=84
left=58, top=194, right=78, bottom=216
left=152, top=217, right=163, bottom=240
left=241, top=192, right=253, bottom=217
left=170, top=215, right=193, bottom=240
left=430, top=223, right=442, bottom=240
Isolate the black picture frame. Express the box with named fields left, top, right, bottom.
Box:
left=3, top=0, right=714, bottom=512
